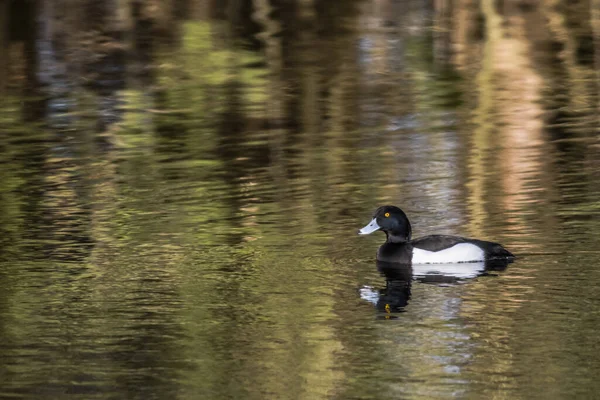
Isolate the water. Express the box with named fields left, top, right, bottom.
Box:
left=1, top=1, right=599, bottom=399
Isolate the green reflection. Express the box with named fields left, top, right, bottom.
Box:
left=0, top=0, right=600, bottom=399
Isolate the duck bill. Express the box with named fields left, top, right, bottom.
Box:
left=359, top=218, right=381, bottom=235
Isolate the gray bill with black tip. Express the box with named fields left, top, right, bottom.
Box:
left=359, top=218, right=381, bottom=235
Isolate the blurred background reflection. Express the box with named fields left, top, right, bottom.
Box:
left=0, top=0, right=599, bottom=398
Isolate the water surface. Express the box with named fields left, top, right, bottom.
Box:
left=1, top=1, right=599, bottom=399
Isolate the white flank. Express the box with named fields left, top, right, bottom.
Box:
left=412, top=243, right=484, bottom=264
left=412, top=262, right=486, bottom=279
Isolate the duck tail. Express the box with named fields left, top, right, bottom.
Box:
left=489, top=243, right=515, bottom=260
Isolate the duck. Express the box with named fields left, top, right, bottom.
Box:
left=359, top=205, right=514, bottom=264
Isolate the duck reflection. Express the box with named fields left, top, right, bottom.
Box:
left=360, top=260, right=510, bottom=316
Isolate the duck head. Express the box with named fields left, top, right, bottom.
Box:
left=359, top=205, right=412, bottom=243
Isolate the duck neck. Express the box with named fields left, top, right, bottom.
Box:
left=385, top=231, right=410, bottom=244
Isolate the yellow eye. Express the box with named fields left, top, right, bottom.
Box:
left=384, top=212, right=390, bottom=217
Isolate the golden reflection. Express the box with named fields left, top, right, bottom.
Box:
left=468, top=0, right=547, bottom=237
left=542, top=0, right=599, bottom=134
left=462, top=0, right=550, bottom=391
left=1, top=1, right=600, bottom=399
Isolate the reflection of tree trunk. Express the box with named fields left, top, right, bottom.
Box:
left=252, top=0, right=286, bottom=189
left=543, top=0, right=596, bottom=137
left=190, top=0, right=211, bottom=19
left=131, top=1, right=155, bottom=88
left=469, top=0, right=546, bottom=233
left=0, top=0, right=7, bottom=94
left=592, top=0, right=600, bottom=119
left=433, top=0, right=452, bottom=66
left=298, top=0, right=320, bottom=143
left=23, top=0, right=44, bottom=122
left=452, top=0, right=482, bottom=70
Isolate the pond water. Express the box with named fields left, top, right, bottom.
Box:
left=1, top=1, right=599, bottom=399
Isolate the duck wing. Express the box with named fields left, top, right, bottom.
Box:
left=410, top=235, right=469, bottom=252
left=411, top=235, right=514, bottom=259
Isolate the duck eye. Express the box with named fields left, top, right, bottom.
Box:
left=384, top=212, right=390, bottom=217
